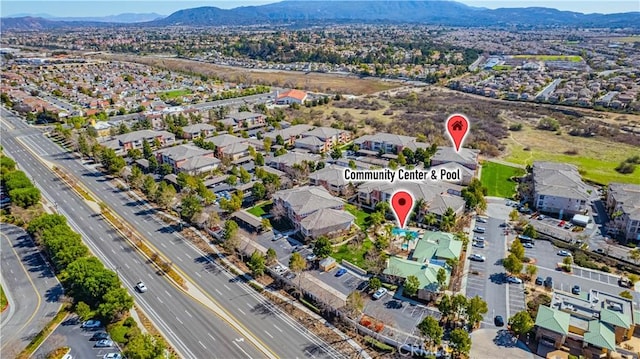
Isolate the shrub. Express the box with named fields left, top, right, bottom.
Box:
left=363, top=336, right=395, bottom=353
left=108, top=324, right=130, bottom=344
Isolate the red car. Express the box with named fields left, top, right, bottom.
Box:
left=558, top=220, right=566, bottom=227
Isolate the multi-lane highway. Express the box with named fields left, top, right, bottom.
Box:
left=0, top=225, right=64, bottom=358
left=1, top=107, right=344, bottom=359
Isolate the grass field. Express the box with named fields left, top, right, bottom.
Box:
left=345, top=204, right=371, bottom=228
left=247, top=201, right=272, bottom=217
left=1, top=285, right=7, bottom=312
left=512, top=55, right=583, bottom=62
left=480, top=161, right=525, bottom=199
left=159, top=88, right=192, bottom=99
left=493, top=65, right=514, bottom=71
left=332, top=238, right=373, bottom=269
left=100, top=54, right=402, bottom=95
left=604, top=36, right=640, bottom=43
left=503, top=126, right=640, bottom=185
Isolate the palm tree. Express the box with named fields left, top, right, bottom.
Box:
left=414, top=198, right=428, bottom=223
left=423, top=213, right=438, bottom=230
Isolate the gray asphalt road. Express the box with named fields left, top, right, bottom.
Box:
left=0, top=110, right=265, bottom=359
left=1, top=107, right=344, bottom=359
left=0, top=224, right=63, bottom=359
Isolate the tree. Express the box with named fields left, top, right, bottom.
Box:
left=9, top=187, right=41, bottom=208
left=628, top=248, right=640, bottom=264
left=142, top=175, right=157, bottom=197
left=75, top=301, right=93, bottom=321
left=503, top=253, right=523, bottom=275
left=330, top=148, right=342, bottom=160
left=526, top=264, right=538, bottom=279
left=619, top=290, right=633, bottom=299
left=142, top=139, right=153, bottom=159
left=97, top=287, right=134, bottom=321
left=63, top=257, right=119, bottom=308
left=461, top=178, right=487, bottom=211
left=239, top=167, right=251, bottom=184
left=345, top=291, right=364, bottom=316
left=437, top=294, right=454, bottom=321
left=452, top=294, right=468, bottom=320
left=436, top=267, right=447, bottom=291
left=221, top=220, right=240, bottom=253
left=368, top=277, right=382, bottom=292
left=508, top=310, right=534, bottom=336
left=180, top=194, right=202, bottom=222
left=248, top=251, right=266, bottom=277
left=440, top=207, right=457, bottom=231
left=289, top=252, right=307, bottom=273
left=562, top=256, right=573, bottom=272
left=124, top=333, right=166, bottom=359
left=523, top=224, right=538, bottom=239
left=510, top=239, right=525, bottom=261
left=449, top=328, right=471, bottom=357
left=155, top=182, right=176, bottom=209
left=260, top=218, right=271, bottom=231
left=403, top=275, right=420, bottom=297
left=465, top=295, right=488, bottom=326
left=266, top=248, right=277, bottom=265
left=509, top=209, right=520, bottom=222
left=252, top=182, right=266, bottom=200
left=255, top=152, right=265, bottom=166
left=313, top=236, right=333, bottom=259
left=417, top=316, right=443, bottom=348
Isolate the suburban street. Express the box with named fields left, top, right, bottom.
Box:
left=0, top=224, right=64, bottom=359
left=1, top=110, right=266, bottom=359
left=1, top=107, right=344, bottom=359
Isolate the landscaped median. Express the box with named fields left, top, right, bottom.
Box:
left=1, top=285, right=7, bottom=312
left=16, top=304, right=70, bottom=359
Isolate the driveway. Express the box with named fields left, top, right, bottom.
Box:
left=363, top=293, right=440, bottom=335
left=470, top=328, right=536, bottom=359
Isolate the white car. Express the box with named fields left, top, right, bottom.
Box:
left=523, top=242, right=534, bottom=249
left=557, top=250, right=572, bottom=257
left=476, top=217, right=487, bottom=223
left=469, top=254, right=486, bottom=262
left=135, top=281, right=148, bottom=293
left=62, top=354, right=72, bottom=359
left=372, top=288, right=388, bottom=300
left=507, top=276, right=523, bottom=284
left=103, top=354, right=122, bottom=359
left=81, top=320, right=102, bottom=329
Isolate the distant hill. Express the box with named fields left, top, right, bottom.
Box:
left=2, top=1, right=639, bottom=30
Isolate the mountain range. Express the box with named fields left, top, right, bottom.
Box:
left=2, top=0, right=639, bottom=30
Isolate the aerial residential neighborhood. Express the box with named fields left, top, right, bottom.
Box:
left=0, top=1, right=639, bottom=359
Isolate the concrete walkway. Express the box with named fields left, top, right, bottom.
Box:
left=470, top=328, right=538, bottom=359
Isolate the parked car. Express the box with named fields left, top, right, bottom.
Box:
left=558, top=220, right=566, bottom=227
left=335, top=268, right=347, bottom=277
left=476, top=217, right=487, bottom=223
left=469, top=254, right=486, bottom=262
left=103, top=354, right=122, bottom=359
left=473, top=227, right=486, bottom=233
left=538, top=215, right=546, bottom=220
left=81, top=320, right=102, bottom=329
left=372, top=288, right=388, bottom=300
left=535, top=276, right=544, bottom=285
left=494, top=315, right=504, bottom=327
left=572, top=285, right=581, bottom=295
left=557, top=250, right=571, bottom=257
left=594, top=248, right=605, bottom=255
left=474, top=236, right=485, bottom=242
left=62, top=354, right=72, bottom=359
left=619, top=277, right=632, bottom=288
left=95, top=339, right=114, bottom=348
left=90, top=332, right=110, bottom=341
left=306, top=253, right=317, bottom=261
left=544, top=276, right=554, bottom=288
left=507, top=276, right=523, bottom=284
left=523, top=242, right=533, bottom=249
left=472, top=241, right=485, bottom=248
left=136, top=281, right=148, bottom=293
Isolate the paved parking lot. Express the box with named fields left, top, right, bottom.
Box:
left=364, top=294, right=441, bottom=335
left=308, top=265, right=366, bottom=296
left=33, top=315, right=123, bottom=359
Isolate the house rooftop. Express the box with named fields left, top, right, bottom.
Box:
left=583, top=320, right=616, bottom=351
left=535, top=306, right=571, bottom=336
left=550, top=289, right=634, bottom=329
left=273, top=186, right=344, bottom=217
left=209, top=134, right=246, bottom=148
left=277, top=89, right=307, bottom=101
left=299, top=208, right=354, bottom=231
left=532, top=161, right=590, bottom=200
left=431, top=146, right=480, bottom=165
left=268, top=152, right=320, bottom=167
left=227, top=112, right=263, bottom=121
left=608, top=182, right=640, bottom=221
left=383, top=256, right=448, bottom=292
left=157, top=144, right=213, bottom=162
left=303, top=126, right=346, bottom=140
left=182, top=123, right=216, bottom=133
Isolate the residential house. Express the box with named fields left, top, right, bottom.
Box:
left=357, top=181, right=465, bottom=220
left=294, top=136, right=326, bottom=153
left=353, top=132, right=429, bottom=156
left=534, top=289, right=637, bottom=358
left=532, top=161, right=591, bottom=218
left=298, top=127, right=352, bottom=153
left=181, top=123, right=216, bottom=139
left=209, top=134, right=247, bottom=159
left=383, top=231, right=463, bottom=301
left=107, top=129, right=175, bottom=155
left=430, top=146, right=480, bottom=170
left=275, top=89, right=308, bottom=105
left=220, top=142, right=250, bottom=161
left=429, top=162, right=475, bottom=185
left=272, top=186, right=353, bottom=239
left=268, top=152, right=321, bottom=178
left=155, top=144, right=218, bottom=174
left=225, top=112, right=267, bottom=129
left=264, top=124, right=314, bottom=146
left=606, top=183, right=640, bottom=242
left=89, top=119, right=112, bottom=137
left=309, top=165, right=357, bottom=196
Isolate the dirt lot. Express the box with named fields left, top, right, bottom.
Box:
left=96, top=54, right=402, bottom=95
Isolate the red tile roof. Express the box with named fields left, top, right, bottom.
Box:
left=277, top=89, right=307, bottom=101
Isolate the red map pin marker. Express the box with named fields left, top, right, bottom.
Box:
left=446, top=114, right=470, bottom=152
left=390, top=190, right=414, bottom=229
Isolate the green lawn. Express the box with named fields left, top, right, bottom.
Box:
left=1, top=285, right=7, bottom=312
left=344, top=203, right=370, bottom=228
left=480, top=161, right=526, bottom=199
left=332, top=238, right=373, bottom=269
left=159, top=88, right=192, bottom=99
left=247, top=201, right=272, bottom=217
left=493, top=65, right=513, bottom=71
left=512, top=55, right=582, bottom=62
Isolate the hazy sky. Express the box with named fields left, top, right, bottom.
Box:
left=2, top=0, right=638, bottom=17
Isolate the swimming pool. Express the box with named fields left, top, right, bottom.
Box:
left=392, top=227, right=419, bottom=238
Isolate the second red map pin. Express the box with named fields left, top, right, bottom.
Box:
left=390, top=190, right=414, bottom=229
left=446, top=114, right=470, bottom=152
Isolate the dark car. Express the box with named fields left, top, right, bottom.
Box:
left=572, top=285, right=581, bottom=295
left=335, top=268, right=347, bottom=277
left=90, top=332, right=110, bottom=341
left=535, top=276, right=544, bottom=285
left=494, top=315, right=504, bottom=327
left=544, top=276, right=554, bottom=288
